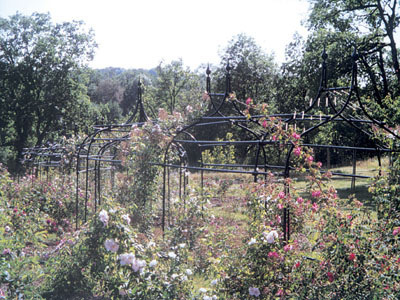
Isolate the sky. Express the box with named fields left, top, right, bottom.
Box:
left=0, top=0, right=310, bottom=70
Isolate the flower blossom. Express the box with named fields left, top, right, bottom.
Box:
left=249, top=287, right=260, bottom=297
left=283, top=244, right=293, bottom=252
left=265, top=230, right=279, bottom=244
left=248, top=238, right=257, bottom=245
left=268, top=251, right=280, bottom=259
left=296, top=197, right=304, bottom=204
left=132, top=258, right=146, bottom=272
left=104, top=239, right=119, bottom=253
left=211, top=279, right=218, bottom=286
left=119, top=253, right=135, bottom=266
left=122, top=214, right=131, bottom=225
left=348, top=253, right=356, bottom=261
left=312, top=190, right=321, bottom=198
left=307, top=155, right=314, bottom=163
left=292, top=132, right=301, bottom=140
left=149, top=259, right=157, bottom=267
left=262, top=120, right=267, bottom=128
left=312, top=202, right=319, bottom=212
left=185, top=269, right=193, bottom=276
left=99, top=210, right=109, bottom=227
left=246, top=97, right=252, bottom=105
left=168, top=251, right=177, bottom=259
left=278, top=191, right=285, bottom=199
left=327, top=271, right=334, bottom=282
left=393, top=227, right=400, bottom=236
left=294, top=147, right=302, bottom=156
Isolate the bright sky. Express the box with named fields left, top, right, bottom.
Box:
left=0, top=0, right=310, bottom=70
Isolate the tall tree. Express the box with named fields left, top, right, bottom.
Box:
left=216, top=34, right=278, bottom=106
left=0, top=13, right=97, bottom=169
left=150, top=59, right=201, bottom=114
left=307, top=0, right=400, bottom=101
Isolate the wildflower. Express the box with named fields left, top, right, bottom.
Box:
left=2, top=248, right=11, bottom=255
left=294, top=147, right=302, bottom=156
left=268, top=251, right=280, bottom=259
left=99, top=210, right=109, bottom=227
left=185, top=269, right=193, bottom=276
left=249, top=287, right=260, bottom=297
left=122, top=214, right=131, bottom=225
left=317, top=161, right=323, bottom=168
left=132, top=259, right=146, bottom=272
left=262, top=120, right=267, bottom=128
left=248, top=238, right=257, bottom=245
left=348, top=253, right=356, bottom=261
left=276, top=289, right=284, bottom=296
left=272, top=135, right=277, bottom=141
left=312, top=202, right=319, bottom=212
left=277, top=203, right=283, bottom=210
left=276, top=215, right=281, bottom=224
left=149, top=259, right=157, bottom=267
left=168, top=251, right=177, bottom=259
left=294, top=261, right=301, bottom=269
left=179, top=243, right=186, bottom=248
left=292, top=132, right=301, bottom=140
left=393, top=227, right=400, bottom=236
left=186, top=105, right=193, bottom=113
left=265, top=230, right=279, bottom=243
left=246, top=97, right=252, bottom=105
left=307, top=155, right=314, bottom=163
left=278, top=191, right=285, bottom=199
left=104, top=239, right=119, bottom=253
left=211, top=279, right=218, bottom=286
left=119, top=253, right=135, bottom=266
left=283, top=244, right=293, bottom=252
left=327, top=271, right=334, bottom=282
left=4, top=225, right=10, bottom=232
left=199, top=288, right=207, bottom=293
left=311, top=190, right=321, bottom=198
left=296, top=197, right=304, bottom=204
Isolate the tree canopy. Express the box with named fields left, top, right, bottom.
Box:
left=0, top=13, right=97, bottom=170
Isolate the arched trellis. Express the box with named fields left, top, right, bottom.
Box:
left=74, top=79, right=150, bottom=228
left=160, top=48, right=400, bottom=241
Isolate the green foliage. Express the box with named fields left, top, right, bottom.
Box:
left=42, top=207, right=193, bottom=299
left=0, top=12, right=97, bottom=170
left=216, top=34, right=278, bottom=107
left=202, top=132, right=236, bottom=167
left=148, top=59, right=202, bottom=115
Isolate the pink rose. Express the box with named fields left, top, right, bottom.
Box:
left=348, top=253, right=356, bottom=261
left=262, top=120, right=267, bottom=128
left=327, top=272, right=334, bottom=282
left=312, top=190, right=321, bottom=198
left=294, top=147, right=302, bottom=156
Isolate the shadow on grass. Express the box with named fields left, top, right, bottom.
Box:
left=335, top=183, right=375, bottom=207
